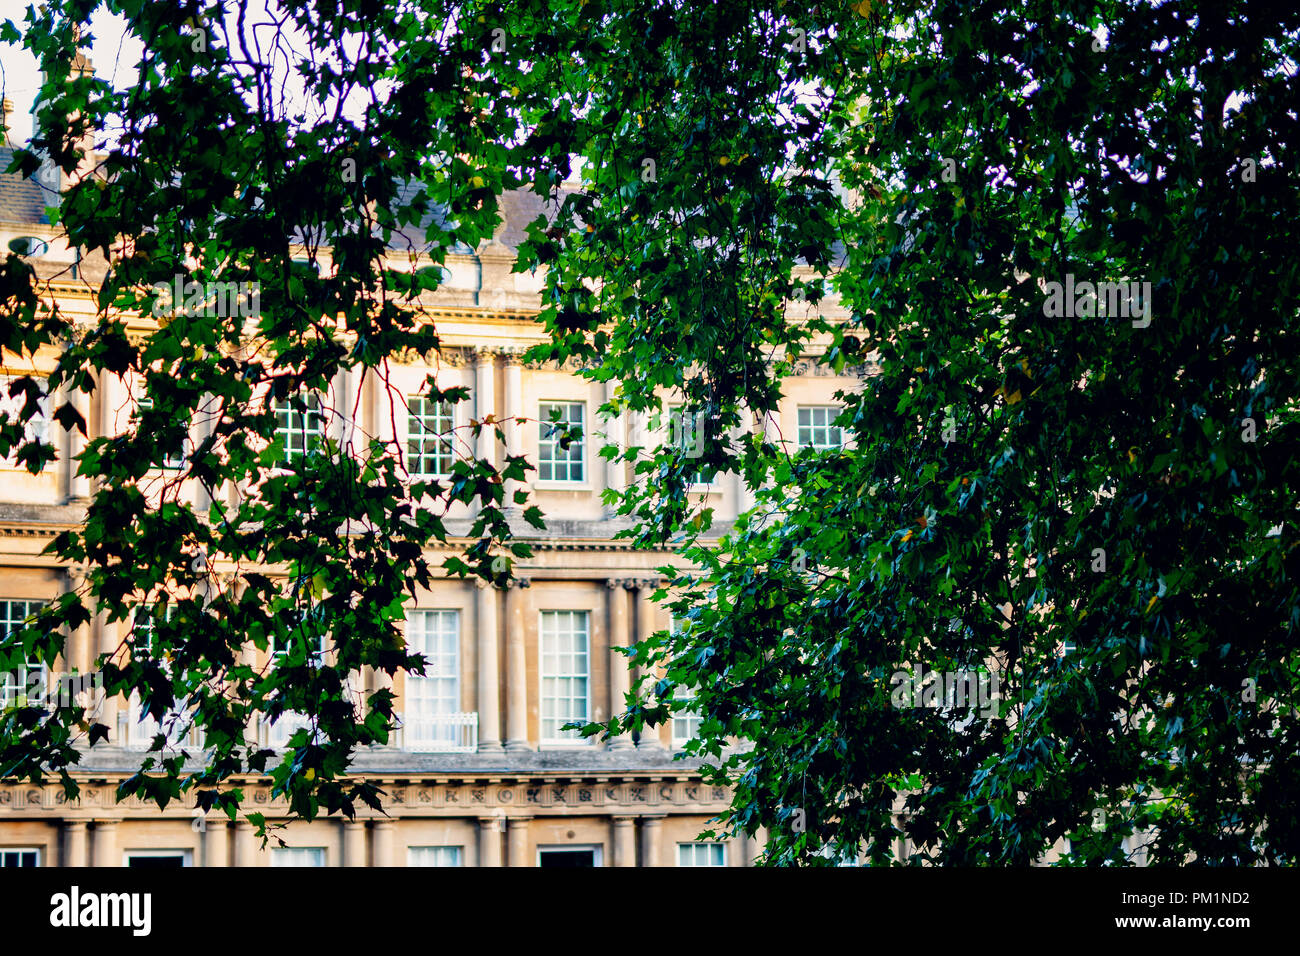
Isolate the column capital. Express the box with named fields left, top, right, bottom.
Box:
left=499, top=346, right=526, bottom=367
left=472, top=346, right=499, bottom=365
left=505, top=576, right=531, bottom=590
left=477, top=815, right=505, bottom=831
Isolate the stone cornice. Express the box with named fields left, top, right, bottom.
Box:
left=0, top=774, right=730, bottom=819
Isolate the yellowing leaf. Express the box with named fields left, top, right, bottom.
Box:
left=1006, top=389, right=1022, bottom=405
left=1145, top=595, right=1158, bottom=614
left=901, top=530, right=914, bottom=543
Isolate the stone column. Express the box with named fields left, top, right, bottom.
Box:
left=473, top=348, right=497, bottom=523
left=342, top=820, right=367, bottom=867
left=503, top=578, right=530, bottom=752
left=501, top=349, right=526, bottom=510
left=372, top=821, right=395, bottom=867
left=635, top=579, right=664, bottom=750
left=94, top=599, right=117, bottom=732
left=359, top=365, right=379, bottom=443
left=97, top=370, right=126, bottom=440
left=334, top=363, right=355, bottom=449
left=66, top=381, right=91, bottom=500
left=735, top=414, right=757, bottom=515
left=478, top=816, right=503, bottom=867
left=60, top=567, right=89, bottom=683
left=639, top=815, right=664, bottom=867
left=62, top=821, right=88, bottom=867
left=605, top=579, right=634, bottom=750
left=191, top=391, right=215, bottom=513
left=612, top=816, right=637, bottom=867
left=233, top=819, right=256, bottom=867
left=475, top=580, right=503, bottom=752
left=90, top=819, right=119, bottom=867
left=506, top=816, right=532, bottom=867
left=743, top=828, right=765, bottom=867
left=203, top=818, right=228, bottom=868
left=474, top=347, right=497, bottom=442
left=602, top=380, right=625, bottom=518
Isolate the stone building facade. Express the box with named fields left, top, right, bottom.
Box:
left=0, top=88, right=858, bottom=867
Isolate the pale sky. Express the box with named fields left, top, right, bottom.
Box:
left=1, top=0, right=141, bottom=147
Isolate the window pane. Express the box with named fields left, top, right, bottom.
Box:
left=667, top=404, right=711, bottom=484
left=0, top=375, right=49, bottom=467
left=408, top=396, right=455, bottom=476
left=0, top=599, right=46, bottom=707
left=408, top=846, right=463, bottom=867
left=136, top=392, right=187, bottom=468
left=270, top=847, right=326, bottom=867
left=274, top=395, right=325, bottom=463
left=797, top=406, right=842, bottom=451
left=538, top=402, right=585, bottom=483
left=540, top=610, right=589, bottom=741
left=678, top=842, right=726, bottom=866
left=405, top=610, right=461, bottom=747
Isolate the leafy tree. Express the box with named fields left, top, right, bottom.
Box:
left=0, top=0, right=556, bottom=831
left=4, top=0, right=1299, bottom=868
left=533, top=0, right=1300, bottom=866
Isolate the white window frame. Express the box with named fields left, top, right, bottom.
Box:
left=677, top=842, right=727, bottom=867
left=0, top=848, right=41, bottom=867
left=402, top=610, right=469, bottom=750
left=665, top=403, right=717, bottom=489
left=406, top=395, right=456, bottom=478
left=134, top=387, right=187, bottom=470
left=796, top=405, right=843, bottom=451
left=123, top=849, right=192, bottom=867
left=270, top=608, right=328, bottom=667
left=0, top=599, right=46, bottom=707
left=270, top=847, right=327, bottom=867
left=671, top=684, right=702, bottom=749
left=273, top=393, right=326, bottom=464
left=0, top=374, right=50, bottom=470
left=264, top=612, right=329, bottom=748
left=537, top=401, right=587, bottom=485
left=536, top=845, right=603, bottom=867
left=539, top=610, right=591, bottom=747
left=407, top=845, right=464, bottom=867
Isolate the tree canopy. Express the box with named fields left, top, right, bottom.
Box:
left=3, top=0, right=1299, bottom=864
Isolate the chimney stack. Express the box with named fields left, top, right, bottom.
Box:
left=31, top=41, right=99, bottom=191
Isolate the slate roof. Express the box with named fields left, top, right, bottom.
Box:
left=0, top=146, right=54, bottom=226
left=387, top=179, right=572, bottom=252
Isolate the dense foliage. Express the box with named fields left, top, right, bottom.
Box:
left=3, top=0, right=1299, bottom=865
